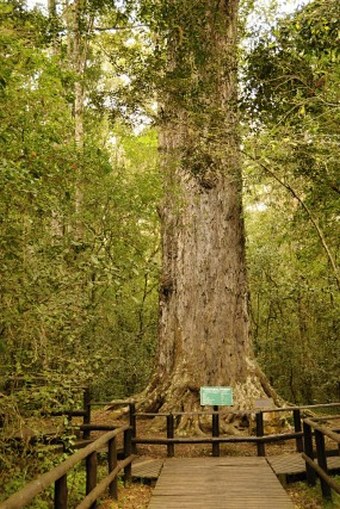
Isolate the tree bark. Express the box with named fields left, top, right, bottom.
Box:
left=48, top=0, right=56, bottom=17
left=140, top=0, right=276, bottom=425
left=67, top=0, right=93, bottom=232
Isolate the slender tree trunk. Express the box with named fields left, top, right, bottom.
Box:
left=140, top=0, right=276, bottom=425
left=67, top=0, right=93, bottom=232
left=48, top=0, right=56, bottom=16
left=49, top=0, right=87, bottom=238
left=48, top=0, right=65, bottom=238
left=73, top=0, right=85, bottom=218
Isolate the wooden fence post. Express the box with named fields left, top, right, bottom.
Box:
left=54, top=474, right=67, bottom=509
left=108, top=436, right=118, bottom=500
left=83, top=387, right=91, bottom=440
left=293, top=409, right=303, bottom=452
left=86, top=451, right=97, bottom=509
left=315, top=429, right=332, bottom=501
left=212, top=406, right=220, bottom=457
left=256, top=412, right=265, bottom=457
left=129, top=403, right=137, bottom=454
left=167, top=414, right=175, bottom=458
left=303, top=421, right=316, bottom=486
left=124, top=428, right=132, bottom=485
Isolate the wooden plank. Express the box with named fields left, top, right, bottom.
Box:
left=267, top=453, right=340, bottom=476
left=132, top=459, right=164, bottom=480
left=133, top=454, right=340, bottom=480
left=148, top=457, right=294, bottom=508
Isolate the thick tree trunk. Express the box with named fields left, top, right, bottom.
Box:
left=140, top=0, right=276, bottom=425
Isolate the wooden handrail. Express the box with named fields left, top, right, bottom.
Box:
left=136, top=402, right=340, bottom=418
left=133, top=404, right=340, bottom=457
left=304, top=418, right=340, bottom=444
left=258, top=402, right=340, bottom=414
left=302, top=453, right=340, bottom=495
left=136, top=411, right=233, bottom=417
left=302, top=417, right=340, bottom=501
left=133, top=431, right=302, bottom=445
left=75, top=457, right=132, bottom=509
left=0, top=425, right=131, bottom=509
left=312, top=414, right=340, bottom=422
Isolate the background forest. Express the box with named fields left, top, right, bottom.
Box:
left=0, top=0, right=339, bottom=438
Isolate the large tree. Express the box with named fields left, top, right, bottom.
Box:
left=141, top=0, right=274, bottom=424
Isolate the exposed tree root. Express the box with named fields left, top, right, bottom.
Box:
left=128, top=358, right=286, bottom=434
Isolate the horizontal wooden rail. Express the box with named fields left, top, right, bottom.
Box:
left=135, top=436, right=258, bottom=445
left=133, top=407, right=306, bottom=457
left=163, top=411, right=231, bottom=416
left=261, top=402, right=340, bottom=414
left=302, top=453, right=340, bottom=495
left=304, top=418, right=340, bottom=444
left=302, top=417, right=340, bottom=502
left=136, top=403, right=340, bottom=417
left=75, top=456, right=132, bottom=509
left=312, top=414, right=340, bottom=422
left=136, top=411, right=233, bottom=418
left=0, top=425, right=132, bottom=509
left=134, top=431, right=302, bottom=446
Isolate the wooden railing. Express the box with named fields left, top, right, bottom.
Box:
left=46, top=387, right=92, bottom=440
left=0, top=425, right=133, bottom=509
left=2, top=397, right=340, bottom=507
left=0, top=384, right=91, bottom=436
left=133, top=410, right=301, bottom=457
left=302, top=416, right=340, bottom=502
left=7, top=383, right=339, bottom=458
left=132, top=403, right=340, bottom=458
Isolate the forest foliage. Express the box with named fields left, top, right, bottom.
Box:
left=242, top=0, right=339, bottom=403
left=0, top=0, right=160, bottom=406
left=0, top=0, right=339, bottom=442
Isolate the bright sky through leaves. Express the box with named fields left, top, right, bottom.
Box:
left=26, top=0, right=310, bottom=16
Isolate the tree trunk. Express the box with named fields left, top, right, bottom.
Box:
left=72, top=0, right=85, bottom=218
left=48, top=0, right=56, bottom=17
left=140, top=0, right=277, bottom=426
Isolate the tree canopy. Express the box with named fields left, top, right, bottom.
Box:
left=242, top=0, right=339, bottom=402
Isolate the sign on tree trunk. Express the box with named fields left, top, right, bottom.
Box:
left=200, top=387, right=233, bottom=407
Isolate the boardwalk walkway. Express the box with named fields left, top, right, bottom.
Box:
left=148, top=457, right=294, bottom=509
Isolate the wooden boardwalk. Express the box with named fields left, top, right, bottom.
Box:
left=268, top=452, right=340, bottom=478
left=148, top=457, right=294, bottom=508
left=132, top=458, right=164, bottom=481
left=133, top=453, right=340, bottom=483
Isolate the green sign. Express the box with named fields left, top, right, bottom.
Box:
left=200, top=386, right=233, bottom=406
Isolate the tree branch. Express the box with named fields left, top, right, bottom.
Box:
left=243, top=150, right=340, bottom=289
left=93, top=24, right=147, bottom=32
